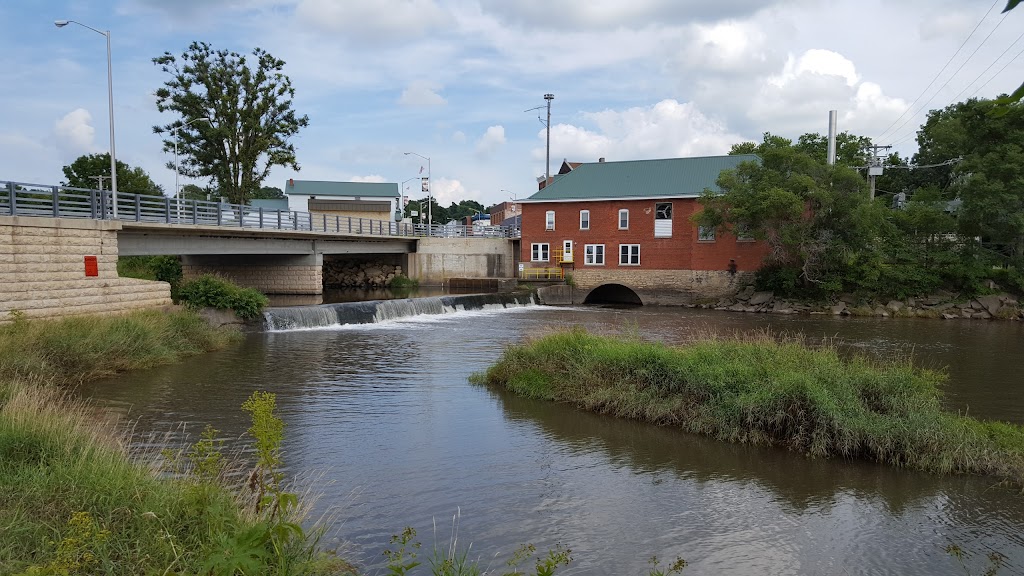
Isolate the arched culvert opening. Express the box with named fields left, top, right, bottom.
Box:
left=583, top=284, right=643, bottom=306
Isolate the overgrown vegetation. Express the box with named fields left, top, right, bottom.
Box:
left=0, top=309, right=347, bottom=574
left=475, top=329, right=1024, bottom=487
left=390, top=274, right=419, bottom=290
left=696, top=97, right=1024, bottom=300
left=0, top=309, right=238, bottom=384
left=117, top=255, right=183, bottom=287
left=177, top=274, right=270, bottom=320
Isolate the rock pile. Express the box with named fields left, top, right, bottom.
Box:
left=324, top=259, right=403, bottom=288
left=702, top=285, right=1023, bottom=320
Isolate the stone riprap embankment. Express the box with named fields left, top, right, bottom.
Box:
left=705, top=285, right=1022, bottom=320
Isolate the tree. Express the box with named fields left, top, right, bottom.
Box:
left=153, top=42, right=309, bottom=205
left=61, top=153, right=164, bottom=196
left=253, top=186, right=284, bottom=200
left=696, top=132, right=882, bottom=295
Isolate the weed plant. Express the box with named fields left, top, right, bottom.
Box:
left=177, top=274, right=270, bottom=320
left=474, top=328, right=1024, bottom=487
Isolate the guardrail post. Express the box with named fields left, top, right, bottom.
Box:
left=277, top=209, right=282, bottom=229
left=192, top=201, right=197, bottom=225
left=217, top=205, right=223, bottom=226
left=347, top=216, right=351, bottom=233
left=259, top=207, right=264, bottom=229
left=238, top=205, right=244, bottom=227
left=292, top=211, right=298, bottom=230
left=51, top=186, right=60, bottom=218
left=164, top=197, right=171, bottom=223
left=134, top=194, right=141, bottom=222
left=335, top=215, right=340, bottom=232
left=8, top=182, right=17, bottom=216
left=89, top=190, right=97, bottom=219
left=98, top=190, right=107, bottom=219
left=359, top=218, right=363, bottom=234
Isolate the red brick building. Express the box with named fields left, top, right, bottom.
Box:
left=519, top=155, right=769, bottom=305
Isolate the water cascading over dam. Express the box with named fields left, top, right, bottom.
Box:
left=262, top=292, right=536, bottom=331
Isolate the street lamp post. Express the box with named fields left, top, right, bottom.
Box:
left=170, top=117, right=211, bottom=203
left=55, top=19, right=117, bottom=218
left=404, top=152, right=431, bottom=227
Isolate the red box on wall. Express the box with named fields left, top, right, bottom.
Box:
left=84, top=256, right=98, bottom=277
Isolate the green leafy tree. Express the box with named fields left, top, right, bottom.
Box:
left=61, top=153, right=165, bottom=195
left=179, top=183, right=213, bottom=201
left=153, top=42, right=309, bottom=205
left=252, top=186, right=284, bottom=200
left=697, top=132, right=880, bottom=294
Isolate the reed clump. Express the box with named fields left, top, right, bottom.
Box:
left=475, top=328, right=1024, bottom=486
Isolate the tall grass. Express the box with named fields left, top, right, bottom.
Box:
left=474, top=329, right=1024, bottom=487
left=0, top=311, right=353, bottom=575
left=0, top=309, right=238, bottom=384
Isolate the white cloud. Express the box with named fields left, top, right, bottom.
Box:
left=539, top=99, right=742, bottom=166
left=399, top=81, right=447, bottom=107
left=350, top=174, right=387, bottom=183
left=295, top=0, right=449, bottom=41
left=477, top=0, right=780, bottom=28
left=452, top=130, right=467, bottom=144
left=429, top=177, right=479, bottom=208
left=752, top=49, right=906, bottom=137
left=475, top=125, right=506, bottom=158
left=682, top=20, right=770, bottom=73
left=919, top=11, right=978, bottom=41
left=53, top=108, right=98, bottom=159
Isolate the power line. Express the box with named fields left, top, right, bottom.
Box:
left=879, top=6, right=1009, bottom=144
left=971, top=40, right=1024, bottom=97
left=875, top=0, right=1001, bottom=141
left=948, top=29, right=1024, bottom=102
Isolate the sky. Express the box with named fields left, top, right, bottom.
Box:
left=1, top=0, right=1022, bottom=208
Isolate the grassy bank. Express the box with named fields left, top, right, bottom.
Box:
left=475, top=329, right=1024, bottom=486
left=0, top=311, right=348, bottom=575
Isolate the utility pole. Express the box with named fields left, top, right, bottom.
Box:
left=91, top=175, right=110, bottom=191
left=544, top=93, right=554, bottom=186
left=525, top=94, right=555, bottom=187
left=867, top=144, right=892, bottom=200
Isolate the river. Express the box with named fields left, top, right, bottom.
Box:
left=80, top=302, right=1024, bottom=575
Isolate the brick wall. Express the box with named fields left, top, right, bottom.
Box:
left=0, top=216, right=172, bottom=323
left=520, top=198, right=769, bottom=272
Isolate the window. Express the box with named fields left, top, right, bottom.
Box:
left=545, top=210, right=555, bottom=230
left=654, top=202, right=673, bottom=237
left=736, top=223, right=754, bottom=242
left=619, top=244, right=640, bottom=265
left=584, top=244, right=605, bottom=265
left=580, top=210, right=590, bottom=230
left=698, top=226, right=716, bottom=242
left=531, top=243, right=549, bottom=262
left=618, top=209, right=629, bottom=230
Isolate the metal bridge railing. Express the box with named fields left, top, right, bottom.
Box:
left=0, top=180, right=522, bottom=240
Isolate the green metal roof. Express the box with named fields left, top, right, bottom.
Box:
left=284, top=180, right=399, bottom=198
left=525, top=154, right=760, bottom=201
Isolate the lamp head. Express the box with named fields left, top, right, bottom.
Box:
left=54, top=20, right=69, bottom=27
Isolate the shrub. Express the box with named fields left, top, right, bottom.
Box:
left=390, top=274, right=418, bottom=289
left=177, top=275, right=268, bottom=320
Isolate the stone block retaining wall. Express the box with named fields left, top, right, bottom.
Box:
left=0, top=216, right=172, bottom=323
left=573, top=268, right=754, bottom=305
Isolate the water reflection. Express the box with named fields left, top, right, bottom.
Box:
left=81, top=306, right=1024, bottom=575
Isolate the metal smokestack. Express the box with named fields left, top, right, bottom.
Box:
left=827, top=110, right=838, bottom=166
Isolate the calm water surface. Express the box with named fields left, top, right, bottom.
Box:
left=81, top=306, right=1024, bottom=575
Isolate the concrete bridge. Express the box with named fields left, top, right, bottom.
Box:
left=1, top=181, right=519, bottom=321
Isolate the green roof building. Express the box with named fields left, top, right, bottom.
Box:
left=524, top=155, right=760, bottom=202
left=284, top=179, right=401, bottom=216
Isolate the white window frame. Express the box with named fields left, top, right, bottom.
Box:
left=545, top=210, right=555, bottom=231
left=531, top=243, right=550, bottom=262
left=580, top=209, right=590, bottom=230
left=619, top=244, right=640, bottom=266
left=584, top=244, right=605, bottom=265
left=654, top=202, right=673, bottom=238
left=618, top=209, right=629, bottom=230
left=698, top=226, right=716, bottom=242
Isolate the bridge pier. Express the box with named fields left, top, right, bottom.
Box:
left=181, top=254, right=324, bottom=295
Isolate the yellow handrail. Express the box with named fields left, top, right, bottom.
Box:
left=519, top=267, right=564, bottom=280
